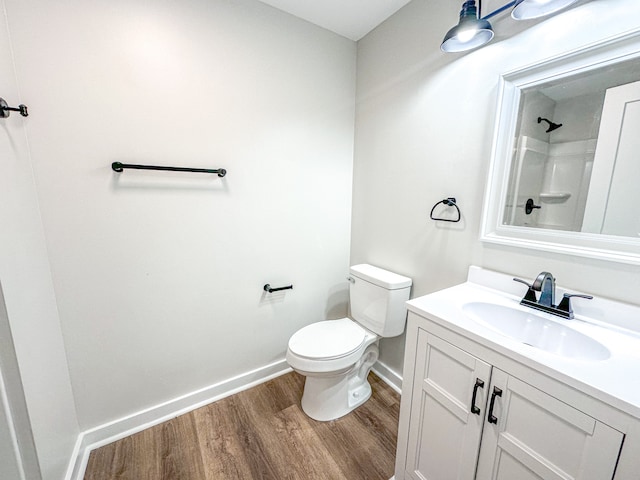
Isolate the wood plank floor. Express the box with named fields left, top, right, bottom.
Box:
left=84, top=371, right=400, bottom=480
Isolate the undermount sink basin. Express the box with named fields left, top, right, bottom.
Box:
left=462, top=302, right=610, bottom=361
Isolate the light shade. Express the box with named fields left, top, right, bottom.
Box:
left=441, top=1, right=494, bottom=53
left=511, top=0, right=580, bottom=20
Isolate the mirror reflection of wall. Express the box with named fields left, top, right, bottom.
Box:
left=582, top=80, right=640, bottom=237
left=503, top=60, right=640, bottom=237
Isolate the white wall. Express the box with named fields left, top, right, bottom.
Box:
left=4, top=0, right=356, bottom=431
left=0, top=1, right=79, bottom=477
left=353, top=0, right=640, bottom=375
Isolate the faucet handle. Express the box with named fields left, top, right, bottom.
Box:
left=556, top=293, right=594, bottom=319
left=513, top=277, right=537, bottom=303
left=563, top=293, right=594, bottom=300
left=513, top=277, right=533, bottom=288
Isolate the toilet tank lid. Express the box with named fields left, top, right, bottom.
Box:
left=350, top=264, right=412, bottom=290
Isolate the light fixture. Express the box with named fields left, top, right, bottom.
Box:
left=511, top=0, right=580, bottom=20
left=442, top=0, right=582, bottom=53
left=441, top=1, right=494, bottom=53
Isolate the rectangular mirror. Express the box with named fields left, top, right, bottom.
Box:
left=481, top=28, right=640, bottom=265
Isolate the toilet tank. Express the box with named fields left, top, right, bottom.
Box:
left=349, top=264, right=412, bottom=337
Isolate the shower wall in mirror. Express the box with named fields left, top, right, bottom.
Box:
left=504, top=61, right=640, bottom=236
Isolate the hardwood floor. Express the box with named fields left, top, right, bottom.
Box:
left=84, top=371, right=400, bottom=480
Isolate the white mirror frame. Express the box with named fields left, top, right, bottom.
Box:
left=481, top=28, right=640, bottom=265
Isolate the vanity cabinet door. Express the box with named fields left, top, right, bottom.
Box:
left=475, top=368, right=624, bottom=480
left=404, top=330, right=492, bottom=480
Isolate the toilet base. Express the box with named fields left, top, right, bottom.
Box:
left=300, top=343, right=379, bottom=421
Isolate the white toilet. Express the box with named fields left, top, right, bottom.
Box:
left=286, top=264, right=412, bottom=421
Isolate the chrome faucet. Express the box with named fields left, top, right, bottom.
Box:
left=532, top=271, right=555, bottom=307
left=513, top=272, right=593, bottom=319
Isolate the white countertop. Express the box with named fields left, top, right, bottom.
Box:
left=406, top=267, right=640, bottom=419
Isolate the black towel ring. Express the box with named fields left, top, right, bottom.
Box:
left=430, top=197, right=461, bottom=223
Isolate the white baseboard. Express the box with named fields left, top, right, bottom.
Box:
left=372, top=360, right=403, bottom=394
left=65, top=359, right=291, bottom=480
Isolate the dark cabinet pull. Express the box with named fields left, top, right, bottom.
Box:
left=470, top=378, right=485, bottom=415
left=487, top=386, right=503, bottom=424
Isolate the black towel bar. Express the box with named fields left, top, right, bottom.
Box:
left=264, top=284, right=293, bottom=293
left=0, top=97, right=28, bottom=118
left=112, top=162, right=226, bottom=177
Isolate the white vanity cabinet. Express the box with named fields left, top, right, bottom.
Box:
left=396, top=312, right=625, bottom=480
left=476, top=369, right=622, bottom=480
left=403, top=328, right=491, bottom=480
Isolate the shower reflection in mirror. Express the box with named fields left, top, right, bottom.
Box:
left=503, top=59, right=640, bottom=238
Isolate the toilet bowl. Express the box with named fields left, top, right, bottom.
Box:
left=286, top=318, right=379, bottom=421
left=286, top=264, right=411, bottom=421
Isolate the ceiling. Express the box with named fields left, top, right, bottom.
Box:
left=256, top=0, right=412, bottom=41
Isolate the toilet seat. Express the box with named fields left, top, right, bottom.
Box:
left=286, top=318, right=376, bottom=374
left=288, top=318, right=366, bottom=360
